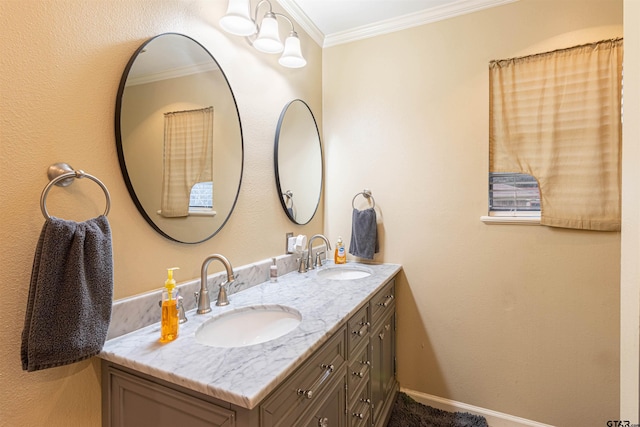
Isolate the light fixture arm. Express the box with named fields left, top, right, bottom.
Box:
left=252, top=0, right=273, bottom=22
left=250, top=0, right=296, bottom=37
left=272, top=12, right=296, bottom=33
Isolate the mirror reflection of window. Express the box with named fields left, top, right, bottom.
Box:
left=161, top=106, right=214, bottom=218
left=189, top=181, right=216, bottom=216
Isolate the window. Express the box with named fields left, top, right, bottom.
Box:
left=489, top=173, right=540, bottom=216
left=486, top=38, right=623, bottom=231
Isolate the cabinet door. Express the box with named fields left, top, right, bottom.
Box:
left=105, top=365, right=235, bottom=427
left=370, top=309, right=396, bottom=427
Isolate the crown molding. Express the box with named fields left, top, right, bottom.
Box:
left=276, top=0, right=325, bottom=47
left=126, top=62, right=219, bottom=86
left=278, top=0, right=518, bottom=48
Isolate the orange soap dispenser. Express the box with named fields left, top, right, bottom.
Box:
left=160, top=267, right=180, bottom=343
left=334, top=237, right=346, bottom=264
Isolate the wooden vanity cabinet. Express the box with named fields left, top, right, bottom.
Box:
left=102, top=276, right=398, bottom=427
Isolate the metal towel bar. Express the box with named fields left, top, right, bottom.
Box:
left=40, top=162, right=111, bottom=219
left=352, top=189, right=375, bottom=209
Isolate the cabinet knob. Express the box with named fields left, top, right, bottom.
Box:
left=317, top=417, right=329, bottom=427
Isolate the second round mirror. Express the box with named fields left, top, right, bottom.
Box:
left=274, top=100, right=323, bottom=225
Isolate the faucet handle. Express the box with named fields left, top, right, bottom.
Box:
left=216, top=281, right=230, bottom=306
left=315, top=251, right=325, bottom=268
left=297, top=256, right=308, bottom=273
left=177, top=296, right=188, bottom=324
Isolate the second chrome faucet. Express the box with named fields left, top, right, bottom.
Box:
left=307, top=234, right=332, bottom=270
left=196, top=254, right=235, bottom=314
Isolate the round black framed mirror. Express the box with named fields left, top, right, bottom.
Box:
left=115, top=33, right=243, bottom=244
left=274, top=99, right=323, bottom=225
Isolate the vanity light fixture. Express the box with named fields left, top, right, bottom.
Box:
left=219, top=0, right=307, bottom=68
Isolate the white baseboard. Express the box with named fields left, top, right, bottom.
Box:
left=400, top=387, right=556, bottom=427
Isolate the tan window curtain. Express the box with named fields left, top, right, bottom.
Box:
left=489, top=38, right=623, bottom=231
left=161, top=106, right=214, bottom=217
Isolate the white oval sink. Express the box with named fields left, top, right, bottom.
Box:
left=317, top=265, right=373, bottom=281
left=195, top=305, right=301, bottom=348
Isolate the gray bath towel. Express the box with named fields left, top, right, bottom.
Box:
left=349, top=208, right=379, bottom=260
left=21, top=215, right=113, bottom=372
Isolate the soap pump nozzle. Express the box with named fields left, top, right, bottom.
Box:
left=164, top=267, right=180, bottom=300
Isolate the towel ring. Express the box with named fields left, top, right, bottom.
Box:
left=352, top=189, right=376, bottom=209
left=40, top=163, right=111, bottom=219
left=282, top=190, right=293, bottom=208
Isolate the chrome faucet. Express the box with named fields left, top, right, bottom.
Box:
left=307, top=234, right=332, bottom=270
left=196, top=254, right=235, bottom=314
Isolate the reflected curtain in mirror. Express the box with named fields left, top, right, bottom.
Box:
left=489, top=38, right=623, bottom=231
left=161, top=106, right=214, bottom=217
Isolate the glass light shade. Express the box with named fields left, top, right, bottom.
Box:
left=279, top=32, right=306, bottom=68
left=253, top=12, right=283, bottom=54
left=220, top=0, right=256, bottom=36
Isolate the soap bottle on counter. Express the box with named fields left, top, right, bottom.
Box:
left=160, top=267, right=180, bottom=343
left=334, top=237, right=346, bottom=264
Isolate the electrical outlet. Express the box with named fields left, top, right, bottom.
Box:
left=285, top=232, right=295, bottom=254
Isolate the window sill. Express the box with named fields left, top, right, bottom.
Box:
left=480, top=215, right=540, bottom=225
left=155, top=209, right=217, bottom=217
left=188, top=209, right=217, bottom=217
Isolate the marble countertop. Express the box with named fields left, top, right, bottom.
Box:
left=99, top=261, right=401, bottom=410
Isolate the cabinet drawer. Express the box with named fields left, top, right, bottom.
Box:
left=371, top=280, right=395, bottom=324
left=260, top=328, right=346, bottom=427
left=347, top=342, right=370, bottom=401
left=347, top=304, right=370, bottom=356
left=348, top=384, right=371, bottom=427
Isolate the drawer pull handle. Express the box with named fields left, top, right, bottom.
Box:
left=352, top=413, right=365, bottom=419
left=352, top=360, right=369, bottom=378
left=360, top=398, right=371, bottom=404
left=377, top=294, right=394, bottom=308
left=297, top=364, right=334, bottom=399
left=352, top=322, right=370, bottom=337
left=317, top=417, right=329, bottom=427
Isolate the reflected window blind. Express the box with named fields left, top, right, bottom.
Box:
left=489, top=38, right=623, bottom=231
left=489, top=173, right=540, bottom=214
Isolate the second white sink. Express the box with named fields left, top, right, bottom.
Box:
left=317, top=264, right=373, bottom=281
left=195, top=305, right=301, bottom=348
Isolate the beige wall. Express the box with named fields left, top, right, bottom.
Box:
left=0, top=1, right=322, bottom=426
left=323, top=0, right=622, bottom=425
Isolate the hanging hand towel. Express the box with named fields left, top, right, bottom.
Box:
left=21, top=215, right=113, bottom=372
left=349, top=208, right=379, bottom=260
